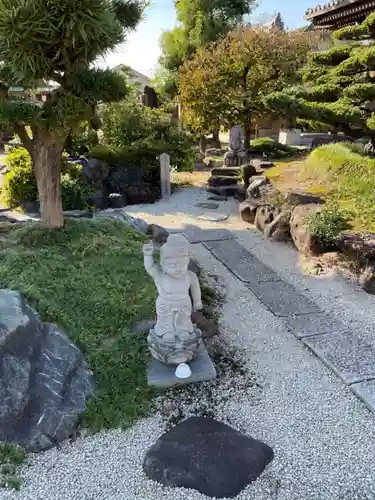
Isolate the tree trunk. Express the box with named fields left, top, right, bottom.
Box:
left=199, top=135, right=207, bottom=156
left=32, top=135, right=65, bottom=228
left=243, top=118, right=252, bottom=151
left=212, top=128, right=221, bottom=148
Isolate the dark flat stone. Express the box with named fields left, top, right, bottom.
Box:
left=208, top=195, right=228, bottom=201
left=350, top=380, right=375, bottom=413
left=143, top=416, right=274, bottom=498
left=303, top=331, right=375, bottom=384
left=245, top=280, right=321, bottom=317
left=147, top=343, right=216, bottom=388
left=204, top=239, right=279, bottom=284
left=183, top=227, right=234, bottom=243
left=195, top=202, right=219, bottom=209
left=285, top=313, right=349, bottom=338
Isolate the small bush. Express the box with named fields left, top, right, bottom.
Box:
left=308, top=206, right=351, bottom=248
left=1, top=148, right=37, bottom=207
left=248, top=137, right=294, bottom=157
left=100, top=99, right=194, bottom=171
left=1, top=148, right=93, bottom=211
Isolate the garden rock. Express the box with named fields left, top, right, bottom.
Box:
left=246, top=176, right=269, bottom=199
left=208, top=176, right=238, bottom=187
left=96, top=210, right=148, bottom=233
left=359, top=266, right=375, bottom=294
left=0, top=289, right=94, bottom=452
left=264, top=210, right=292, bottom=242
left=147, top=224, right=169, bottom=245
left=239, top=199, right=263, bottom=224
left=63, top=210, right=93, bottom=219
left=255, top=205, right=279, bottom=233
left=250, top=159, right=275, bottom=169
left=85, top=190, right=108, bottom=210
left=290, top=204, right=324, bottom=255
left=241, top=164, right=257, bottom=187
left=82, top=157, right=110, bottom=186
left=336, top=232, right=375, bottom=264
left=283, top=191, right=324, bottom=207
left=108, top=193, right=127, bottom=208
left=124, top=183, right=159, bottom=205
left=143, top=416, right=274, bottom=498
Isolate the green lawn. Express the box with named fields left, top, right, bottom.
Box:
left=0, top=219, right=157, bottom=431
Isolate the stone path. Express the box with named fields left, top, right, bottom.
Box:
left=183, top=226, right=375, bottom=411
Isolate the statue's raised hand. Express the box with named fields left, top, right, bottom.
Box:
left=143, top=241, right=154, bottom=255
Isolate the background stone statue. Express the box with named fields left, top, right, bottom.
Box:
left=143, top=234, right=203, bottom=378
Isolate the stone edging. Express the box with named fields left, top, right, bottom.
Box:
left=183, top=227, right=375, bottom=416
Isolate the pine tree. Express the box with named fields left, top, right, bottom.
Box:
left=264, top=13, right=375, bottom=142
left=0, top=0, right=144, bottom=227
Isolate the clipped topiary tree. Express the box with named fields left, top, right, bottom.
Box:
left=0, top=0, right=144, bottom=227
left=264, top=13, right=375, bottom=142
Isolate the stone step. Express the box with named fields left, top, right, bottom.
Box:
left=208, top=176, right=239, bottom=187
left=211, top=167, right=241, bottom=177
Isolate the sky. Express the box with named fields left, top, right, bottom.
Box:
left=103, top=0, right=317, bottom=77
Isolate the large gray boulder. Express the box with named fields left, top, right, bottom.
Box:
left=0, top=289, right=95, bottom=452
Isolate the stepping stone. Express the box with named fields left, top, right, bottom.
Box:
left=147, top=343, right=216, bottom=388
left=204, top=239, right=279, bottom=284
left=285, top=313, right=350, bottom=339
left=195, top=202, right=219, bottom=209
left=183, top=227, right=234, bottom=244
left=245, top=280, right=321, bottom=317
left=208, top=195, right=228, bottom=201
left=143, top=416, right=274, bottom=498
left=303, top=331, right=375, bottom=384
left=198, top=213, right=229, bottom=222
left=350, top=380, right=375, bottom=413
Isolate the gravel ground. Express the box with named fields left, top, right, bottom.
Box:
left=3, top=188, right=375, bottom=500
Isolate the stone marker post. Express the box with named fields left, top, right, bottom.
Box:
left=160, top=153, right=171, bottom=199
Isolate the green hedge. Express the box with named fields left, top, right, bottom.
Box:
left=248, top=137, right=295, bottom=158
left=100, top=99, right=194, bottom=172
left=1, top=148, right=93, bottom=211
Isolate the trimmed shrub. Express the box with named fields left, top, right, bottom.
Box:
left=1, top=148, right=37, bottom=207
left=1, top=147, right=93, bottom=210
left=100, top=99, right=194, bottom=171
left=248, top=137, right=294, bottom=157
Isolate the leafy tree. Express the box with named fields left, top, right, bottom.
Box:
left=0, top=0, right=144, bottom=227
left=158, top=0, right=256, bottom=99
left=264, top=13, right=375, bottom=140
left=180, top=26, right=312, bottom=148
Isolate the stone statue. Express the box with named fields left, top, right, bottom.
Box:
left=142, top=234, right=203, bottom=378
left=224, top=125, right=246, bottom=166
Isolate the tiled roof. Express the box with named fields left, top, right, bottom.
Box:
left=305, top=0, right=363, bottom=18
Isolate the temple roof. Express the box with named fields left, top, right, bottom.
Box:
left=305, top=0, right=368, bottom=19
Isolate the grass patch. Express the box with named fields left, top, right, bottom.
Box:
left=303, top=144, right=375, bottom=232
left=0, top=443, right=26, bottom=491
left=0, top=219, right=157, bottom=431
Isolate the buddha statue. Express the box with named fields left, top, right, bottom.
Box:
left=143, top=234, right=203, bottom=378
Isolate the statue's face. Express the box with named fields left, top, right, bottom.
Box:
left=162, top=256, right=189, bottom=278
